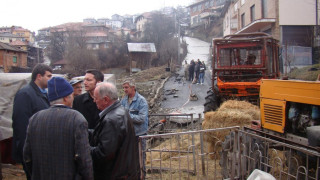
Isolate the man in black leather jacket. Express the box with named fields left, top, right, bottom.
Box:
left=91, top=82, right=139, bottom=180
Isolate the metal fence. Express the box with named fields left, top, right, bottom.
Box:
left=138, top=124, right=320, bottom=180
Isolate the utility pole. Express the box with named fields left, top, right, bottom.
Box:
left=178, top=18, right=181, bottom=65
left=316, top=0, right=319, bottom=46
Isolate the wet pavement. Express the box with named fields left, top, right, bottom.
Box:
left=161, top=37, right=211, bottom=118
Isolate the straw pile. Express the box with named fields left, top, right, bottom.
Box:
left=146, top=133, right=201, bottom=165
left=202, top=100, right=260, bottom=159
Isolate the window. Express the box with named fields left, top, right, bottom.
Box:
left=262, top=0, right=267, bottom=18
left=241, top=13, right=245, bottom=28
left=250, top=5, right=255, bottom=22
left=13, top=56, right=17, bottom=63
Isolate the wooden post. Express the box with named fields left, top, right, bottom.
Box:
left=129, top=53, right=132, bottom=76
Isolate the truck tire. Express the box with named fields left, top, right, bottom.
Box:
left=204, top=88, right=219, bottom=113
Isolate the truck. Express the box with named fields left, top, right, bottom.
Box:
left=204, top=33, right=280, bottom=112
left=220, top=79, right=320, bottom=179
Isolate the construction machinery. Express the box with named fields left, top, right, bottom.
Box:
left=204, top=33, right=280, bottom=112
left=257, top=79, right=320, bottom=147
left=220, top=79, right=320, bottom=179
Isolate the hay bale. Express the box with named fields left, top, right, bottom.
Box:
left=202, top=100, right=260, bottom=158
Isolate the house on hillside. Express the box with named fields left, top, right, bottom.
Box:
left=12, top=27, right=35, bottom=43
left=0, top=42, right=27, bottom=72
left=0, top=33, right=23, bottom=44
left=0, top=26, right=12, bottom=34
left=83, top=24, right=111, bottom=49
left=188, top=0, right=227, bottom=29
left=222, top=0, right=317, bottom=73
left=9, top=40, right=28, bottom=51
left=134, top=12, right=153, bottom=39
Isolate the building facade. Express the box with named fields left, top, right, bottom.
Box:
left=222, top=0, right=318, bottom=73
left=188, top=0, right=227, bottom=28
left=0, top=42, right=27, bottom=72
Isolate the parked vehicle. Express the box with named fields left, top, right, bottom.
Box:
left=220, top=79, right=320, bottom=179
left=204, top=33, right=280, bottom=112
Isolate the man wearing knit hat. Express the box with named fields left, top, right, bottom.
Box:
left=23, top=77, right=93, bottom=180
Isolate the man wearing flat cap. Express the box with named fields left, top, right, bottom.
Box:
left=69, top=79, right=83, bottom=97
left=23, top=77, right=93, bottom=180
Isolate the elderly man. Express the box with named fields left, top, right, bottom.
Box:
left=69, top=79, right=83, bottom=97
left=23, top=77, right=93, bottom=180
left=12, top=64, right=52, bottom=179
left=121, top=78, right=148, bottom=179
left=91, top=82, right=139, bottom=179
left=73, top=69, right=104, bottom=129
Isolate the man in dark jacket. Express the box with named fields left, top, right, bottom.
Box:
left=73, top=69, right=104, bottom=129
left=91, top=82, right=139, bottom=180
left=23, top=77, right=93, bottom=180
left=188, top=60, right=195, bottom=81
left=12, top=63, right=52, bottom=179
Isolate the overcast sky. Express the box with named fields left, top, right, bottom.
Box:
left=2, top=0, right=193, bottom=33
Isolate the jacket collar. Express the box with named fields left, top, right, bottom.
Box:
left=124, top=91, right=139, bottom=102
left=81, top=92, right=92, bottom=103
left=30, top=81, right=49, bottom=103
left=99, top=100, right=121, bottom=119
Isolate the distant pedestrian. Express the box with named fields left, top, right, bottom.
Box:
left=69, top=79, right=83, bottom=97
left=12, top=64, right=52, bottom=180
left=183, top=60, right=189, bottom=80
left=91, top=82, right=139, bottom=180
left=23, top=77, right=93, bottom=180
left=194, top=59, right=201, bottom=84
left=73, top=69, right=104, bottom=129
left=199, top=61, right=206, bottom=85
left=188, top=60, right=195, bottom=81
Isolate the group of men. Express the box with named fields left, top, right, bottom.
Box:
left=185, top=59, right=206, bottom=85
left=12, top=64, right=149, bottom=180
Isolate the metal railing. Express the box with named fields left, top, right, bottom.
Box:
left=138, top=125, right=320, bottom=179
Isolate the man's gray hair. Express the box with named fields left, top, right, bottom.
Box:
left=122, top=78, right=135, bottom=87
left=50, top=98, right=64, bottom=106
left=96, top=82, right=118, bottom=100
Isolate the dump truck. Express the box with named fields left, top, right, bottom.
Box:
left=220, top=79, right=320, bottom=179
left=204, top=33, right=280, bottom=113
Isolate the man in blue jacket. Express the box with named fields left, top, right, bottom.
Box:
left=121, top=78, right=148, bottom=179
left=12, top=64, right=52, bottom=179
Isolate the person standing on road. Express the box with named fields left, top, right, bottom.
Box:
left=121, top=78, right=149, bottom=179
left=69, top=79, right=83, bottom=97
left=188, top=60, right=195, bottom=81
left=23, top=77, right=93, bottom=180
left=183, top=60, right=189, bottom=80
left=199, top=61, right=206, bottom=85
left=91, top=82, right=139, bottom=180
left=73, top=69, right=104, bottom=129
left=194, top=59, right=201, bottom=84
left=12, top=64, right=52, bottom=180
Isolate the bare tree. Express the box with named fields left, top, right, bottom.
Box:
left=64, top=31, right=100, bottom=76
left=143, top=12, right=175, bottom=50
left=47, top=31, right=65, bottom=64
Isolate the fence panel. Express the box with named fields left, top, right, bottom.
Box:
left=139, top=124, right=320, bottom=180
